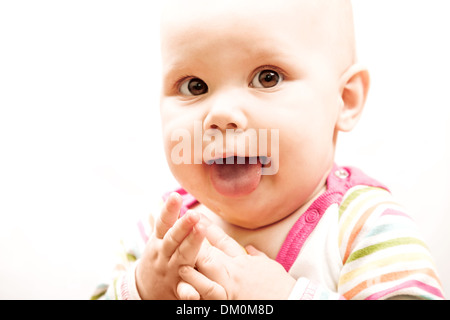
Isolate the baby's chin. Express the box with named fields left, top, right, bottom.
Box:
left=206, top=194, right=286, bottom=230
left=218, top=211, right=272, bottom=230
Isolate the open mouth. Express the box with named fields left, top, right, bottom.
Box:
left=206, top=156, right=268, bottom=198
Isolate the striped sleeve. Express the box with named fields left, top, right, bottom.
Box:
left=91, top=206, right=157, bottom=300
left=90, top=228, right=146, bottom=300
left=337, top=186, right=445, bottom=300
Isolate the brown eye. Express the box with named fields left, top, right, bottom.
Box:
left=251, top=69, right=283, bottom=89
left=180, top=78, right=208, bottom=96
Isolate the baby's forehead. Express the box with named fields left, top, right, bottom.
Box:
left=161, top=0, right=355, bottom=70
left=162, top=0, right=351, bottom=27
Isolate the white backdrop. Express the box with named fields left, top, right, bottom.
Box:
left=0, top=1, right=449, bottom=299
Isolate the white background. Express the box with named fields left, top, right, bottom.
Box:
left=0, top=1, right=449, bottom=299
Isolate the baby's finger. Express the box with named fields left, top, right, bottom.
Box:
left=195, top=242, right=231, bottom=284
left=155, top=192, right=183, bottom=239
left=162, top=210, right=201, bottom=257
left=171, top=221, right=207, bottom=266
left=245, top=245, right=267, bottom=257
left=206, top=223, right=247, bottom=257
left=179, top=266, right=227, bottom=300
left=177, top=281, right=200, bottom=300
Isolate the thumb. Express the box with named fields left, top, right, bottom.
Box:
left=206, top=224, right=246, bottom=257
left=177, top=280, right=200, bottom=300
left=244, top=245, right=267, bottom=257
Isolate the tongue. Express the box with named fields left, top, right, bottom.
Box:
left=209, top=157, right=262, bottom=198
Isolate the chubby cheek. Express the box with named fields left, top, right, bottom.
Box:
left=162, top=126, right=210, bottom=198
left=275, top=111, right=335, bottom=190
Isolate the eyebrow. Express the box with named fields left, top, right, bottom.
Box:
left=164, top=45, right=294, bottom=72
left=161, top=62, right=196, bottom=93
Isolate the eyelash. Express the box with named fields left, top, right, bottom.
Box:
left=174, top=65, right=287, bottom=95
left=249, top=65, right=286, bottom=88
left=250, top=65, right=286, bottom=81
left=174, top=75, right=193, bottom=92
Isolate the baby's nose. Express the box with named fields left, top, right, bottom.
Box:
left=209, top=122, right=238, bottom=130
left=204, top=110, right=246, bottom=132
left=203, top=94, right=248, bottom=132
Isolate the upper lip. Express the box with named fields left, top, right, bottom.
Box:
left=205, top=155, right=270, bottom=166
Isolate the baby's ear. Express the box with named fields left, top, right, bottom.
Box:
left=336, top=64, right=370, bottom=132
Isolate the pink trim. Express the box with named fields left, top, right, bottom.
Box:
left=365, top=280, right=445, bottom=300
left=300, top=280, right=318, bottom=300
left=137, top=220, right=149, bottom=243
left=275, top=164, right=388, bottom=271
left=163, top=164, right=389, bottom=272
left=120, top=274, right=129, bottom=300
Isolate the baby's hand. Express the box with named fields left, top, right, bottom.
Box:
left=178, top=224, right=296, bottom=300
left=135, top=193, right=206, bottom=300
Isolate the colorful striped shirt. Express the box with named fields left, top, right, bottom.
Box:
left=92, top=164, right=445, bottom=300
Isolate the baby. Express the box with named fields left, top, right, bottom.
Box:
left=94, top=0, right=444, bottom=300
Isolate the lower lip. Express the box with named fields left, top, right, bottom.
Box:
left=208, top=157, right=262, bottom=198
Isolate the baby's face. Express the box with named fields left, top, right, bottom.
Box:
left=160, top=0, right=353, bottom=229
